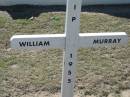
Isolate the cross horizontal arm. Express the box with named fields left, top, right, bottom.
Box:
left=10, top=34, right=65, bottom=49
left=10, top=32, right=128, bottom=50
left=79, top=32, right=128, bottom=48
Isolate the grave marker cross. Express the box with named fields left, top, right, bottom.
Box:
left=10, top=0, right=128, bottom=97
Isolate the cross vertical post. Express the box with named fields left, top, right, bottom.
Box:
left=61, top=0, right=82, bottom=97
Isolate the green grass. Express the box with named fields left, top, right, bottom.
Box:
left=0, top=16, right=7, bottom=28
left=0, top=6, right=130, bottom=97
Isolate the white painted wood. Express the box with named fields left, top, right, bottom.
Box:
left=10, top=34, right=65, bottom=49
left=10, top=0, right=128, bottom=97
left=10, top=32, right=128, bottom=50
left=1, top=0, right=130, bottom=6
left=61, top=0, right=82, bottom=97
left=79, top=32, right=128, bottom=48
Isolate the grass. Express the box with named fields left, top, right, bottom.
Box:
left=0, top=5, right=130, bottom=97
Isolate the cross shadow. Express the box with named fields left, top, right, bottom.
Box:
left=0, top=4, right=130, bottom=19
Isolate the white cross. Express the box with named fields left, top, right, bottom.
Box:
left=10, top=0, right=128, bottom=97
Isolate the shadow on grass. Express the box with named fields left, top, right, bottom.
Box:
left=84, top=5, right=130, bottom=19
left=0, top=5, right=66, bottom=19
left=0, top=4, right=130, bottom=19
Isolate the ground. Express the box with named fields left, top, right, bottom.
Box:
left=0, top=5, right=130, bottom=97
